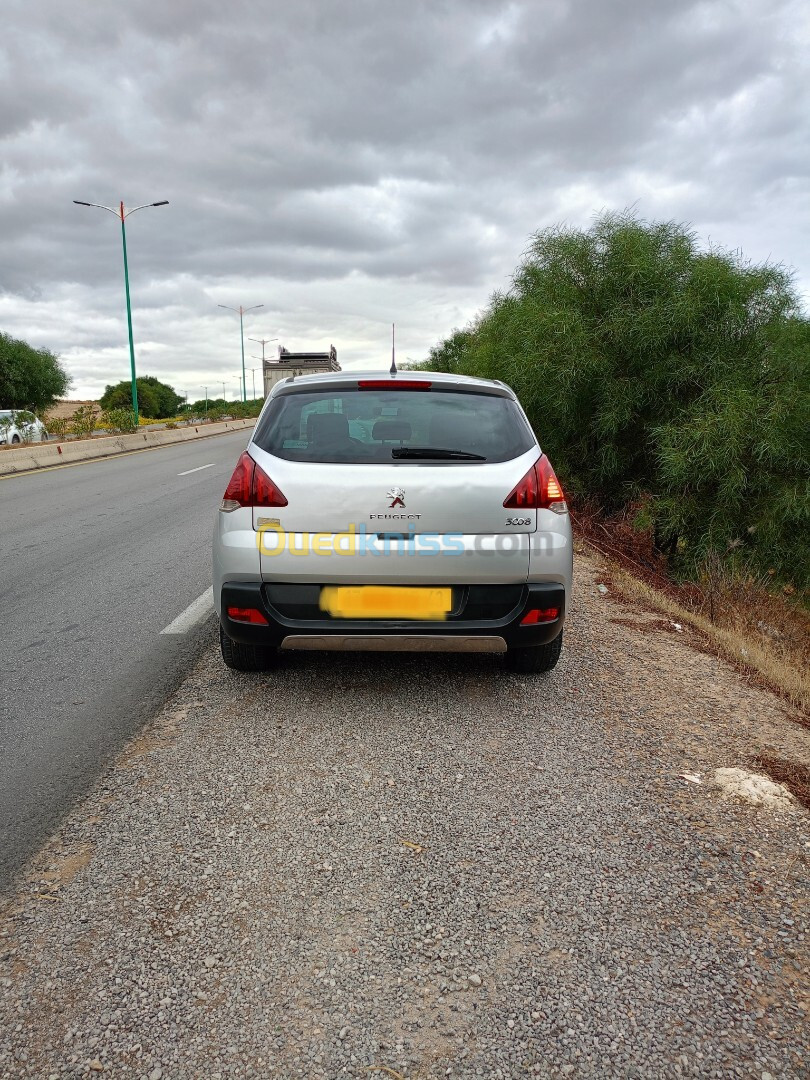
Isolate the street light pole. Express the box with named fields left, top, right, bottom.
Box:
left=248, top=337, right=278, bottom=362
left=249, top=338, right=277, bottom=402
left=73, top=198, right=169, bottom=424
left=219, top=304, right=264, bottom=403
left=119, top=212, right=137, bottom=417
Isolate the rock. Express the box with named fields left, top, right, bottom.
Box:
left=467, top=973, right=482, bottom=987
left=89, top=1061, right=103, bottom=1073
left=712, top=769, right=796, bottom=810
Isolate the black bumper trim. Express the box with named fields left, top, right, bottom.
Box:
left=220, top=581, right=565, bottom=649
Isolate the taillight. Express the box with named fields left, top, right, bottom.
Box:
left=503, top=455, right=567, bottom=514
left=504, top=463, right=539, bottom=508
left=220, top=451, right=288, bottom=512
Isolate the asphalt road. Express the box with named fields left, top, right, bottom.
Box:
left=0, top=429, right=250, bottom=892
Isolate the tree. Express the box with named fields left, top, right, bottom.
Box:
left=420, top=210, right=808, bottom=586
left=100, top=375, right=183, bottom=419
left=0, top=332, right=71, bottom=411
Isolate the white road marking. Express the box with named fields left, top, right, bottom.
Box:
left=160, top=587, right=215, bottom=635
left=178, top=463, right=216, bottom=476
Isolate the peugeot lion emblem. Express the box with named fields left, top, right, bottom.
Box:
left=387, top=487, right=406, bottom=508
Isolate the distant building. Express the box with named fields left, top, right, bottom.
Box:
left=263, top=345, right=340, bottom=396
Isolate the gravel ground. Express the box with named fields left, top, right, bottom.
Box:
left=1, top=551, right=808, bottom=1079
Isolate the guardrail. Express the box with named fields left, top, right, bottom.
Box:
left=0, top=419, right=256, bottom=477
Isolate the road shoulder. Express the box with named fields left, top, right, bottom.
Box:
left=1, top=553, right=807, bottom=1078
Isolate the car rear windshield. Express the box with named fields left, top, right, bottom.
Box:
left=252, top=387, right=535, bottom=464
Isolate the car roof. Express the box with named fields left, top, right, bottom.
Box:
left=270, top=369, right=516, bottom=398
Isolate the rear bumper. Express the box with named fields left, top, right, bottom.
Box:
left=220, top=580, right=565, bottom=652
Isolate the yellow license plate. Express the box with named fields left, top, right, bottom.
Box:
left=320, top=586, right=452, bottom=620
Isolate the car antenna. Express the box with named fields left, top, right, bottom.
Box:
left=390, top=322, right=397, bottom=376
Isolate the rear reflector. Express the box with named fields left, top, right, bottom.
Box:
left=221, top=451, right=288, bottom=512
left=358, top=380, right=431, bottom=390
left=504, top=455, right=567, bottom=513
left=227, top=606, right=269, bottom=625
left=520, top=608, right=560, bottom=625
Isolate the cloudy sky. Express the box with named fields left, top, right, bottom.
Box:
left=1, top=0, right=808, bottom=401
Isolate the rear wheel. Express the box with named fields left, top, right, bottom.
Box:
left=11, top=434, right=20, bottom=444
left=219, top=626, right=278, bottom=672
left=505, top=631, right=563, bottom=674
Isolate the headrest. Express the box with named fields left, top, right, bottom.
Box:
left=427, top=411, right=479, bottom=447
left=372, top=419, right=412, bottom=442
left=306, top=412, right=349, bottom=441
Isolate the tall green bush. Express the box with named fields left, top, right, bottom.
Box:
left=421, top=211, right=809, bottom=588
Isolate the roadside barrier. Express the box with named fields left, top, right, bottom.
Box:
left=0, top=419, right=256, bottom=476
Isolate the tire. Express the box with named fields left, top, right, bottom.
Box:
left=41, top=431, right=49, bottom=442
left=505, top=631, right=563, bottom=674
left=11, top=434, right=20, bottom=444
left=219, top=625, right=277, bottom=672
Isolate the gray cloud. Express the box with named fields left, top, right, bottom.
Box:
left=0, top=0, right=807, bottom=398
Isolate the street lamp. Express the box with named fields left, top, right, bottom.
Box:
left=73, top=198, right=169, bottom=424
left=248, top=337, right=278, bottom=362
left=249, top=337, right=278, bottom=401
left=218, top=303, right=264, bottom=402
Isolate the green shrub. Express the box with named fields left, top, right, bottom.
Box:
left=420, top=211, right=809, bottom=591
left=99, top=408, right=138, bottom=434
left=70, top=404, right=99, bottom=437
left=41, top=413, right=69, bottom=440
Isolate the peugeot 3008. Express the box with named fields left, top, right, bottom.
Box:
left=213, top=370, right=572, bottom=673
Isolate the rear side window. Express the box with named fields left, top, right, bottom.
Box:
left=253, top=388, right=534, bottom=463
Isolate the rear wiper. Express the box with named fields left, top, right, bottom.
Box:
left=391, top=446, right=486, bottom=461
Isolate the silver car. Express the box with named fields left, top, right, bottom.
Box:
left=0, top=410, right=48, bottom=445
left=213, top=370, right=572, bottom=673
